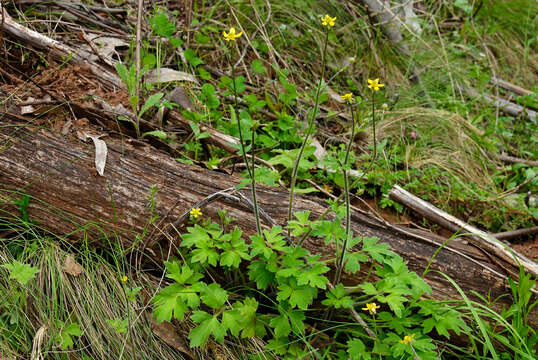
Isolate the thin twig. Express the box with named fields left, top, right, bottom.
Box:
left=134, top=0, right=143, bottom=137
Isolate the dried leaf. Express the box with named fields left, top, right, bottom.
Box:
left=62, top=255, right=84, bottom=276
left=145, top=68, right=198, bottom=84
left=84, top=133, right=108, bottom=176
left=151, top=318, right=194, bottom=359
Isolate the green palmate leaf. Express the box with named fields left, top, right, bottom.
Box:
left=221, top=309, right=241, bottom=337
left=322, top=284, right=354, bottom=309
left=359, top=282, right=378, bottom=295
left=276, top=278, right=317, bottom=310
left=149, top=12, right=175, bottom=37
left=198, top=67, right=211, bottom=80
left=189, top=311, right=226, bottom=347
left=200, top=83, right=220, bottom=109
left=228, top=297, right=265, bottom=338
left=277, top=246, right=309, bottom=278
left=312, top=220, right=346, bottom=245
left=251, top=59, right=267, bottom=74
left=248, top=260, right=275, bottom=290
left=3, top=260, right=40, bottom=285
left=164, top=262, right=202, bottom=285
left=219, top=75, right=246, bottom=94
left=249, top=233, right=272, bottom=259
left=344, top=252, right=369, bottom=274
left=421, top=307, right=466, bottom=338
left=377, top=292, right=407, bottom=318
left=269, top=314, right=291, bottom=338
left=200, top=283, right=227, bottom=309
left=125, top=286, right=141, bottom=302
left=152, top=283, right=190, bottom=322
left=184, top=48, right=203, bottom=67
left=220, top=227, right=250, bottom=268
left=55, top=322, right=82, bottom=350
left=361, top=236, right=395, bottom=262
left=296, top=262, right=330, bottom=289
left=347, top=338, right=370, bottom=360
left=268, top=147, right=317, bottom=172
left=181, top=224, right=211, bottom=247
left=191, top=246, right=219, bottom=266
left=169, top=37, right=182, bottom=48
left=243, top=93, right=266, bottom=112
left=270, top=304, right=306, bottom=338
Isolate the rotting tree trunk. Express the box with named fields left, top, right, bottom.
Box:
left=0, top=121, right=536, bottom=328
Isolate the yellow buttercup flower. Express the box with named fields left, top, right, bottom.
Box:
left=400, top=333, right=416, bottom=345
left=362, top=302, right=380, bottom=315
left=323, top=184, right=333, bottom=194
left=321, top=14, right=336, bottom=28
left=341, top=92, right=354, bottom=104
left=190, top=208, right=202, bottom=218
left=223, top=27, right=243, bottom=41
left=121, top=275, right=128, bottom=283
left=367, top=78, right=384, bottom=91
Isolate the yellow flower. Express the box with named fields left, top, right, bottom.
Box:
left=190, top=207, right=202, bottom=218
left=362, top=302, right=380, bottom=315
left=222, top=27, right=243, bottom=41
left=323, top=184, right=333, bottom=194
left=400, top=333, right=416, bottom=345
left=321, top=14, right=336, bottom=28
left=121, top=275, right=128, bottom=283
left=367, top=78, right=385, bottom=91
left=341, top=92, right=354, bottom=104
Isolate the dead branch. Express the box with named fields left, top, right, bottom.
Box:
left=388, top=185, right=538, bottom=278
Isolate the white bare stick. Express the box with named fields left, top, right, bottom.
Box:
left=465, top=87, right=537, bottom=121
left=388, top=185, right=538, bottom=278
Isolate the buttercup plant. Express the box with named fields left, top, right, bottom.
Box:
left=223, top=26, right=262, bottom=236
left=333, top=92, right=357, bottom=285
left=367, top=78, right=384, bottom=161
left=287, top=14, right=335, bottom=237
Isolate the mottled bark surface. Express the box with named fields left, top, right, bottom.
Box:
left=0, top=122, right=536, bottom=327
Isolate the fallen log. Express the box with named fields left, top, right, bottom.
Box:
left=0, top=121, right=536, bottom=328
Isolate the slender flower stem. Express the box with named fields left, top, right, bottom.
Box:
left=333, top=103, right=356, bottom=285
left=288, top=29, right=329, bottom=238
left=251, top=126, right=262, bottom=235
left=231, top=59, right=261, bottom=235
left=298, top=96, right=379, bottom=246
left=371, top=90, right=377, bottom=162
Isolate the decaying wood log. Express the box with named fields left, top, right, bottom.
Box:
left=1, top=121, right=536, bottom=328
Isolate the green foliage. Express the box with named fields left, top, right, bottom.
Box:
left=3, top=260, right=40, bottom=285
left=13, top=194, right=30, bottom=224
left=149, top=214, right=479, bottom=357
left=55, top=321, right=82, bottom=350
left=106, top=318, right=128, bottom=334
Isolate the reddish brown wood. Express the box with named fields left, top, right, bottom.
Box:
left=0, top=122, right=536, bottom=327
